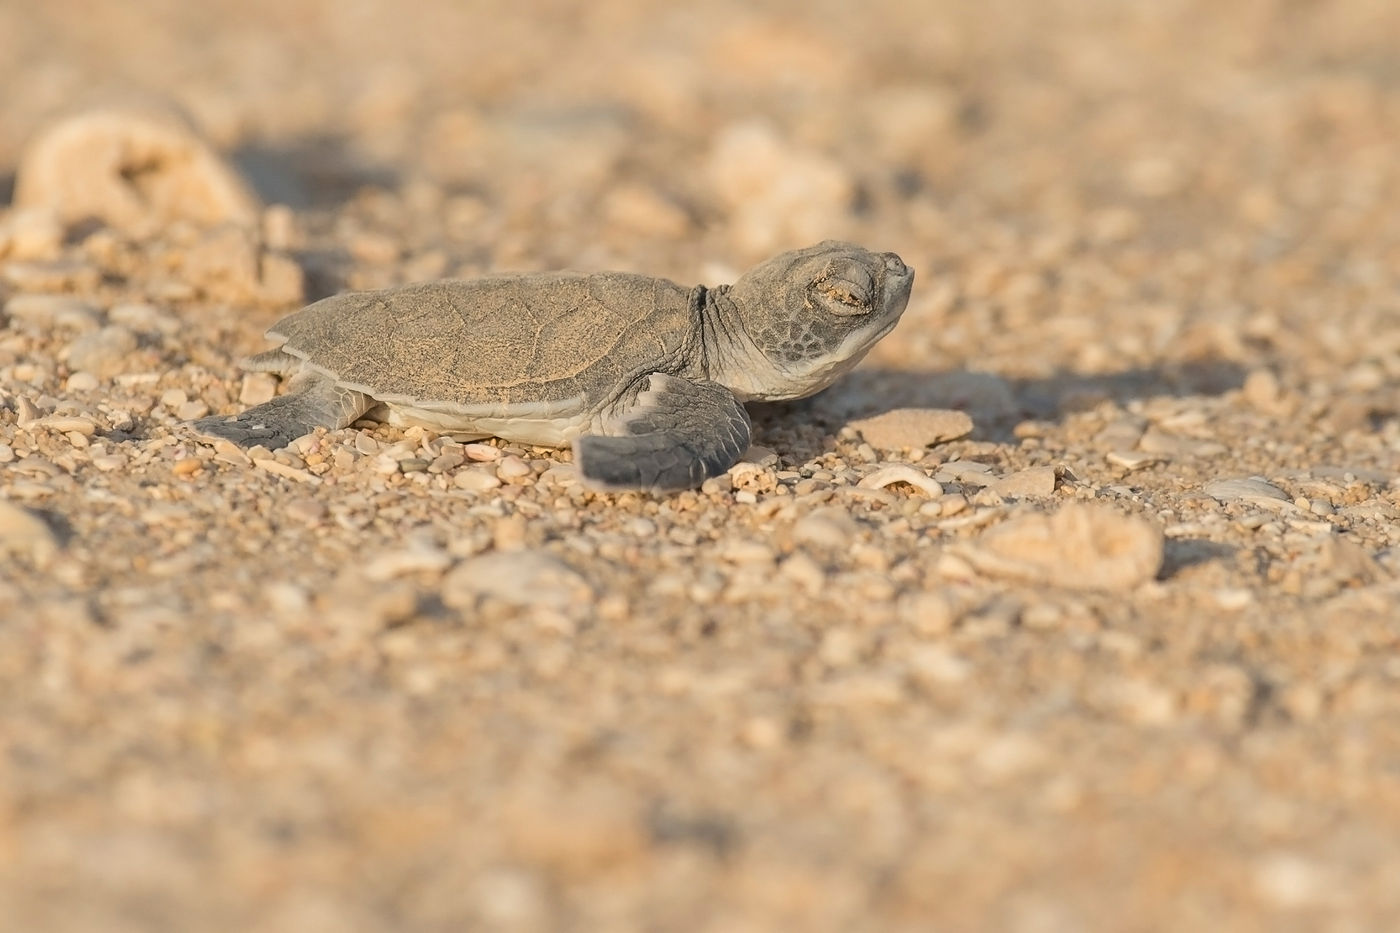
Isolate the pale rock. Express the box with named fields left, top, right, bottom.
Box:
left=371, top=453, right=402, bottom=475
left=741, top=444, right=779, bottom=466
left=14, top=105, right=261, bottom=236
left=1106, top=450, right=1162, bottom=471
left=463, top=443, right=502, bottom=462
left=935, top=460, right=995, bottom=485
left=255, top=459, right=319, bottom=484
left=857, top=465, right=943, bottom=497
left=994, top=466, right=1057, bottom=499
left=1095, top=417, right=1147, bottom=450
left=64, top=372, right=100, bottom=392
left=175, top=400, right=208, bottom=421
left=849, top=408, right=973, bottom=450
left=441, top=550, right=593, bottom=611
left=1203, top=477, right=1289, bottom=503
left=0, top=501, right=59, bottom=568
left=29, top=415, right=96, bottom=436
left=955, top=502, right=1164, bottom=592
left=455, top=469, right=502, bottom=491
left=496, top=456, right=533, bottom=480
left=62, top=326, right=139, bottom=379
left=239, top=372, right=279, bottom=406
left=937, top=493, right=969, bottom=517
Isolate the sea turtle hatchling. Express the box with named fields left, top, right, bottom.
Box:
left=193, top=241, right=914, bottom=491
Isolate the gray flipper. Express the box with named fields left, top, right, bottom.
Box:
left=239, top=347, right=301, bottom=373
left=574, top=373, right=751, bottom=492
left=193, top=371, right=372, bottom=449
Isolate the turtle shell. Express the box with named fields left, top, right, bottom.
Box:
left=266, top=272, right=699, bottom=416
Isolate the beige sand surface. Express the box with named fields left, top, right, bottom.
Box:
left=3, top=1, right=1400, bottom=929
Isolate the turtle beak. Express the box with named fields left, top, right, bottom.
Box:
left=880, top=253, right=914, bottom=318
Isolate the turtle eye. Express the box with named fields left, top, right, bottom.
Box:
left=811, top=261, right=875, bottom=316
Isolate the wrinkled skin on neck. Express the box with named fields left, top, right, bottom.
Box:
left=701, top=241, right=914, bottom=402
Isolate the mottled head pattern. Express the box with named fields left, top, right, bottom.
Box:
left=720, top=241, right=914, bottom=400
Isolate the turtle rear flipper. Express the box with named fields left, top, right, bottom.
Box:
left=574, top=373, right=751, bottom=492
left=193, top=372, right=371, bottom=450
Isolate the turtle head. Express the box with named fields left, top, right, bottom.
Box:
left=717, top=241, right=914, bottom=401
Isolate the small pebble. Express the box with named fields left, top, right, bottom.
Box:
left=1204, top=477, right=1289, bottom=503
left=994, top=466, right=1057, bottom=499
left=463, top=443, right=502, bottom=462
left=455, top=469, right=502, bottom=491
left=65, top=372, right=100, bottom=392
left=176, top=400, right=209, bottom=421
left=239, top=373, right=279, bottom=406
left=848, top=408, right=974, bottom=450
left=857, top=465, right=944, bottom=497
left=1106, top=450, right=1162, bottom=471
left=497, top=456, right=533, bottom=479
left=30, top=416, right=96, bottom=436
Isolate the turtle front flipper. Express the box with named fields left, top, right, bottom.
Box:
left=192, top=372, right=371, bottom=450
left=574, top=373, right=751, bottom=492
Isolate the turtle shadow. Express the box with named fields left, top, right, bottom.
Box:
left=749, top=358, right=1246, bottom=463
left=231, top=134, right=400, bottom=210
left=1159, top=538, right=1236, bottom=580
left=232, top=135, right=408, bottom=301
